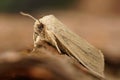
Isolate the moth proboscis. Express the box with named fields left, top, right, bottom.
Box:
left=20, top=12, right=104, bottom=79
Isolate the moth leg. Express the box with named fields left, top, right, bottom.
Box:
left=32, top=33, right=42, bottom=53
left=54, top=41, right=61, bottom=53
left=31, top=48, right=36, bottom=53
left=50, top=36, right=61, bottom=53
left=46, top=30, right=61, bottom=53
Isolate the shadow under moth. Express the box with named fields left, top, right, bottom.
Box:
left=21, top=12, right=104, bottom=79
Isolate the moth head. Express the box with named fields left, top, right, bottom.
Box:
left=20, top=12, right=46, bottom=33
left=20, top=12, right=46, bottom=43
left=34, top=20, right=45, bottom=34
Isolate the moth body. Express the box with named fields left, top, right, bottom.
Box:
left=33, top=15, right=104, bottom=78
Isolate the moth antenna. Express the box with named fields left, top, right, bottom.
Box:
left=20, top=12, right=38, bottom=21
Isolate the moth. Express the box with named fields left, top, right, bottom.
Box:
left=21, top=12, right=104, bottom=78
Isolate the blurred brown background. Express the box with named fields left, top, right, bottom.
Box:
left=0, top=0, right=120, bottom=80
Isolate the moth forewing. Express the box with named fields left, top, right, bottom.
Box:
left=38, top=15, right=104, bottom=78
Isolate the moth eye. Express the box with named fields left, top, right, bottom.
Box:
left=37, top=23, right=44, bottom=31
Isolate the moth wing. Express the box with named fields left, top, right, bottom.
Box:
left=40, top=15, right=104, bottom=78
left=54, top=27, right=104, bottom=77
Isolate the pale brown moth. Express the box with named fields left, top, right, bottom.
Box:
left=20, top=12, right=104, bottom=78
